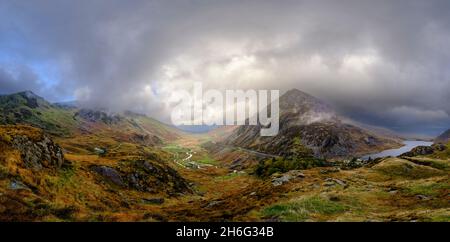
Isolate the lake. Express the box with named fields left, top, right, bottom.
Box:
left=361, top=140, right=433, bottom=160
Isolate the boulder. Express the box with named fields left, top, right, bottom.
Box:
left=91, top=165, right=125, bottom=187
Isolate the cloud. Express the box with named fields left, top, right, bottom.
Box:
left=0, top=0, right=449, bottom=135
left=388, top=106, right=449, bottom=123
left=0, top=65, right=41, bottom=95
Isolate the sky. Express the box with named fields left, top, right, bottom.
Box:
left=0, top=0, right=449, bottom=136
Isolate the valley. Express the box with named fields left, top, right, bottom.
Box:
left=0, top=90, right=448, bottom=222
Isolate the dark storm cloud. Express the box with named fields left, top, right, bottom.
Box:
left=0, top=0, right=449, bottom=135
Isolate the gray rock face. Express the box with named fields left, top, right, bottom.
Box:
left=11, top=134, right=65, bottom=169
left=74, top=109, right=122, bottom=124
left=90, top=165, right=125, bottom=187
left=130, top=133, right=163, bottom=146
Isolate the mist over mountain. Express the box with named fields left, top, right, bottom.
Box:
left=225, top=89, right=401, bottom=159
left=1, top=1, right=450, bottom=136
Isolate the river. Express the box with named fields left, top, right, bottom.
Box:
left=361, top=140, right=433, bottom=160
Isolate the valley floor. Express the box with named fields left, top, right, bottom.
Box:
left=1, top=129, right=449, bottom=222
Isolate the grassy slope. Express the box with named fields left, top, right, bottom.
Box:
left=0, top=92, right=448, bottom=222
left=253, top=157, right=449, bottom=222
left=0, top=124, right=449, bottom=221
left=0, top=92, right=78, bottom=136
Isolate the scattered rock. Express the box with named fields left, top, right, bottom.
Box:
left=338, top=158, right=366, bottom=169
left=206, top=200, right=223, bottom=208
left=271, top=170, right=305, bottom=186
left=289, top=170, right=306, bottom=178
left=324, top=178, right=347, bottom=187
left=272, top=176, right=290, bottom=186
left=94, top=147, right=106, bottom=155
left=416, top=195, right=430, bottom=200
left=320, top=167, right=340, bottom=174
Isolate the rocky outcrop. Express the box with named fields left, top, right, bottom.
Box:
left=400, top=144, right=446, bottom=157
left=0, top=125, right=65, bottom=170
left=271, top=170, right=305, bottom=186
left=121, top=160, right=191, bottom=195
left=74, top=109, right=122, bottom=124
left=91, top=160, right=192, bottom=195
left=129, top=133, right=163, bottom=146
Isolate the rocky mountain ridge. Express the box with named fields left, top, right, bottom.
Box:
left=225, top=89, right=401, bottom=159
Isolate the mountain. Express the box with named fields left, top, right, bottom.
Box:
left=224, top=89, right=401, bottom=159
left=435, top=129, right=450, bottom=144
left=0, top=91, right=79, bottom=135
left=0, top=91, right=182, bottom=142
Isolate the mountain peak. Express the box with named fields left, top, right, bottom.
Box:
left=17, top=90, right=43, bottom=100
left=0, top=90, right=51, bottom=110
left=283, top=88, right=315, bottom=98
left=280, top=88, right=333, bottom=115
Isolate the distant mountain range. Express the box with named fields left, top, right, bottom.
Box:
left=224, top=89, right=402, bottom=159
left=2, top=89, right=443, bottom=159
left=0, top=91, right=182, bottom=144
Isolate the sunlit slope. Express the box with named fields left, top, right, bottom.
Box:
left=0, top=91, right=183, bottom=143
